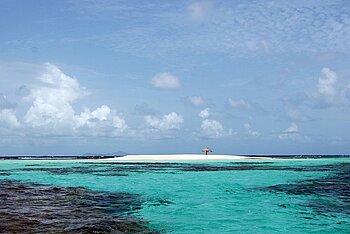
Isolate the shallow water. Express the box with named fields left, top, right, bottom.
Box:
left=1, top=158, right=349, bottom=233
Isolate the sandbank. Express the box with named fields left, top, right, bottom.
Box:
left=99, top=154, right=272, bottom=161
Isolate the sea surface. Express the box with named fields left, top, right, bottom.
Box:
left=0, top=157, right=349, bottom=233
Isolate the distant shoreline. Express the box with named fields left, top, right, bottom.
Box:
left=1, top=154, right=349, bottom=160
left=0, top=155, right=117, bottom=160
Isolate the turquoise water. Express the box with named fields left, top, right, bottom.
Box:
left=1, top=158, right=349, bottom=233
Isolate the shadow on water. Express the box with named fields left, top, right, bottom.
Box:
left=0, top=179, right=160, bottom=233
left=260, top=163, right=350, bottom=216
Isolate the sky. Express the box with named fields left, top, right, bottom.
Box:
left=1, top=0, right=350, bottom=155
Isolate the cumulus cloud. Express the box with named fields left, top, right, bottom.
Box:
left=199, top=108, right=210, bottom=119
left=228, top=98, right=266, bottom=115
left=144, top=112, right=184, bottom=130
left=75, top=105, right=127, bottom=135
left=279, top=123, right=301, bottom=141
left=309, top=67, right=350, bottom=109
left=0, top=109, right=20, bottom=129
left=0, top=94, right=19, bottom=129
left=318, top=68, right=337, bottom=97
left=244, top=123, right=260, bottom=136
left=228, top=98, right=252, bottom=110
left=23, top=63, right=127, bottom=136
left=150, top=72, right=181, bottom=89
left=197, top=108, right=232, bottom=138
left=188, top=96, right=205, bottom=107
left=24, top=63, right=85, bottom=128
left=284, top=123, right=298, bottom=133
left=200, top=119, right=226, bottom=138
left=0, top=94, right=17, bottom=109
left=313, top=67, right=338, bottom=107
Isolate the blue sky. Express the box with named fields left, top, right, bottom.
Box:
left=1, top=0, right=350, bottom=155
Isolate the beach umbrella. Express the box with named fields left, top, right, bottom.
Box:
left=201, top=147, right=213, bottom=155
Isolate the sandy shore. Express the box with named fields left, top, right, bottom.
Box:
left=99, top=154, right=272, bottom=161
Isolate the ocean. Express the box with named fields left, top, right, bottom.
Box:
left=0, top=156, right=349, bottom=233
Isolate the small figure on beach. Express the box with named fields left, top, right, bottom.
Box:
left=201, top=146, right=213, bottom=155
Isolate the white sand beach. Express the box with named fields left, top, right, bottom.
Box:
left=100, top=154, right=271, bottom=161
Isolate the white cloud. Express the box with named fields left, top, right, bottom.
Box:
left=0, top=94, right=17, bottom=109
left=23, top=63, right=127, bottom=136
left=200, top=119, right=226, bottom=138
left=316, top=67, right=337, bottom=104
left=150, top=72, right=181, bottom=89
left=283, top=123, right=298, bottom=133
left=112, top=116, right=127, bottom=130
left=287, top=108, right=308, bottom=121
left=197, top=107, right=233, bottom=138
left=244, top=123, right=260, bottom=136
left=228, top=98, right=252, bottom=110
left=0, top=109, right=20, bottom=129
left=24, top=63, right=85, bottom=128
left=199, top=108, right=210, bottom=119
left=90, top=105, right=111, bottom=121
left=279, top=123, right=301, bottom=141
left=228, top=98, right=266, bottom=115
left=79, top=1, right=350, bottom=56
left=188, top=96, right=205, bottom=107
left=144, top=112, right=184, bottom=130
left=0, top=93, right=19, bottom=129
left=75, top=105, right=127, bottom=134
left=187, top=1, right=212, bottom=21
left=309, top=67, right=350, bottom=109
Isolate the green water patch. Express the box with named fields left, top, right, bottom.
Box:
left=0, top=179, right=160, bottom=233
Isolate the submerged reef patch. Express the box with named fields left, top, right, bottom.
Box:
left=0, top=179, right=160, bottom=233
left=84, top=162, right=350, bottom=173
left=261, top=163, right=350, bottom=216
left=0, top=169, right=11, bottom=176
left=18, top=161, right=349, bottom=176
